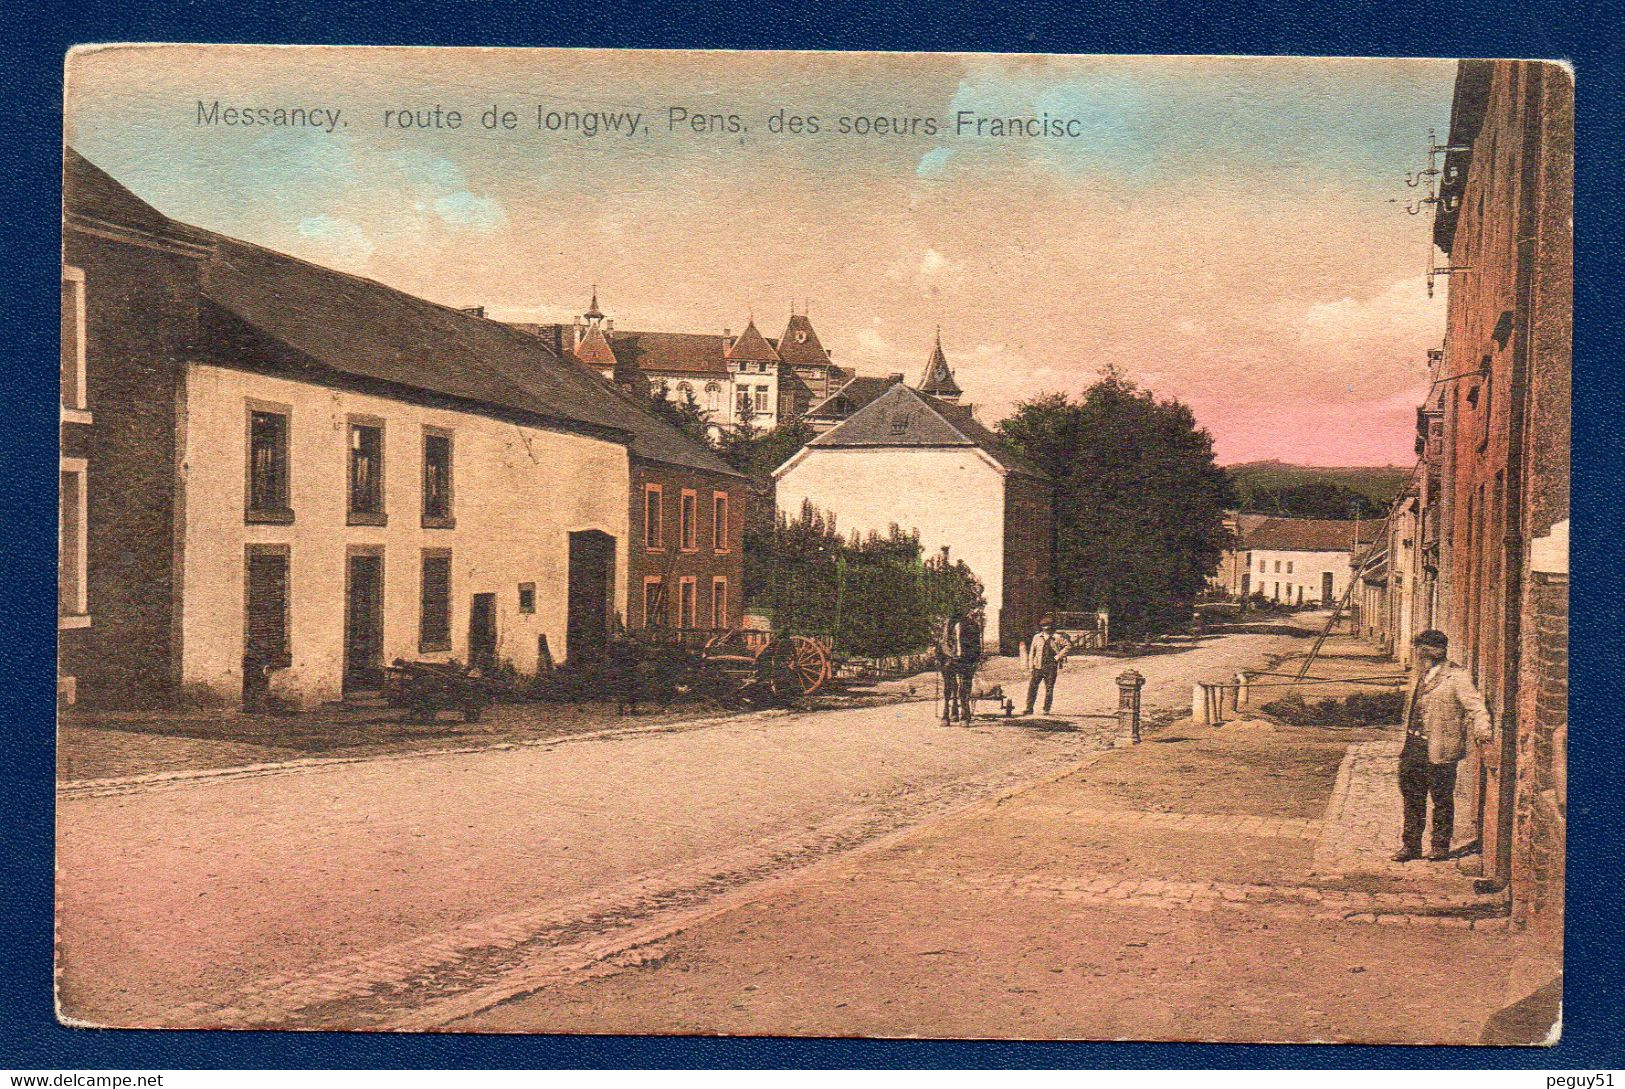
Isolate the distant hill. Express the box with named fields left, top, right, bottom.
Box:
left=1224, top=461, right=1411, bottom=519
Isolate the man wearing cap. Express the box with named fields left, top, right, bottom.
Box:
left=1394, top=629, right=1494, bottom=862
left=1024, top=615, right=1073, bottom=716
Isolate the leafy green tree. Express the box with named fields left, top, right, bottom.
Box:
left=998, top=369, right=1234, bottom=638
left=1232, top=479, right=1386, bottom=519
left=715, top=417, right=815, bottom=480
left=745, top=501, right=981, bottom=658
left=646, top=381, right=713, bottom=447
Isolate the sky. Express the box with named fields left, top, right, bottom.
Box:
left=65, top=47, right=1456, bottom=466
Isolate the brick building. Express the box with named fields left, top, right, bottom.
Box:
left=1421, top=60, right=1571, bottom=934
left=59, top=150, right=743, bottom=709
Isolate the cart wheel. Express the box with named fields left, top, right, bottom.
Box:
left=759, top=636, right=831, bottom=698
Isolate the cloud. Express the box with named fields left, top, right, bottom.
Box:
left=295, top=214, right=374, bottom=267
left=1297, top=276, right=1445, bottom=355
left=432, top=190, right=506, bottom=231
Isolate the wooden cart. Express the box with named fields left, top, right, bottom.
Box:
left=635, top=628, right=834, bottom=707
left=383, top=658, right=512, bottom=722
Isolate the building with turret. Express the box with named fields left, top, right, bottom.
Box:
left=510, top=299, right=847, bottom=437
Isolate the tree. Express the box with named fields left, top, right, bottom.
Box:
left=715, top=417, right=814, bottom=480
left=1232, top=479, right=1386, bottom=519
left=646, top=381, right=713, bottom=447
left=745, top=501, right=982, bottom=658
left=998, top=370, right=1234, bottom=639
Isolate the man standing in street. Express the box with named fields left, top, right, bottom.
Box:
left=1023, top=615, right=1073, bottom=716
left=1394, top=629, right=1494, bottom=862
left=941, top=607, right=983, bottom=725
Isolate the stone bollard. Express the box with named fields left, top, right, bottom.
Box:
left=1236, top=671, right=1250, bottom=708
left=1192, top=683, right=1206, bottom=725
left=1117, top=669, right=1145, bottom=743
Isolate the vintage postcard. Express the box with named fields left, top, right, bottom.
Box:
left=57, top=46, right=1570, bottom=1043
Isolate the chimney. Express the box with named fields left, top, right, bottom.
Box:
left=572, top=320, right=583, bottom=351
left=604, top=318, right=614, bottom=333
left=887, top=372, right=904, bottom=384
left=457, top=305, right=486, bottom=318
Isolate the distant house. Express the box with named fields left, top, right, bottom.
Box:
left=773, top=383, right=1051, bottom=652
left=1214, top=514, right=1376, bottom=606
left=801, top=373, right=905, bottom=434
left=59, top=150, right=742, bottom=709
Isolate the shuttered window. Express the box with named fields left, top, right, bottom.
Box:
left=420, top=551, right=452, bottom=652
left=422, top=428, right=453, bottom=527
left=349, top=420, right=386, bottom=524
left=246, top=407, right=292, bottom=521
left=245, top=547, right=291, bottom=667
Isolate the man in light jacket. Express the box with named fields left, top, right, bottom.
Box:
left=1394, top=629, right=1494, bottom=862
left=1023, top=615, right=1073, bottom=716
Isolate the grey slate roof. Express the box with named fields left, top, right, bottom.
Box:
left=916, top=333, right=962, bottom=397
left=68, top=148, right=737, bottom=478
left=776, top=313, right=832, bottom=366
left=803, top=375, right=900, bottom=421
left=804, top=384, right=1044, bottom=479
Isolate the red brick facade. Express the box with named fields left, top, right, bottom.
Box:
left=1431, top=60, right=1571, bottom=935
left=629, top=460, right=748, bottom=631
left=1000, top=472, right=1054, bottom=654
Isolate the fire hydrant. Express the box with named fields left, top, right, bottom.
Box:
left=1117, top=669, right=1145, bottom=744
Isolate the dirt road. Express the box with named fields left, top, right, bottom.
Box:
left=56, top=621, right=1314, bottom=1030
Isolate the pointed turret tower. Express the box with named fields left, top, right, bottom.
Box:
left=571, top=286, right=628, bottom=386
left=916, top=327, right=963, bottom=402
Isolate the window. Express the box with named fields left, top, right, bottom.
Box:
left=419, top=550, right=452, bottom=652
left=1286, top=561, right=1294, bottom=574
left=1273, top=560, right=1281, bottom=573
left=1259, top=558, right=1266, bottom=572
left=705, top=382, right=722, bottom=412
left=59, top=460, right=89, bottom=628
left=246, top=402, right=293, bottom=523
left=61, top=266, right=89, bottom=419
left=753, top=385, right=770, bottom=414
left=713, top=491, right=730, bottom=552
left=244, top=545, right=291, bottom=668
left=644, top=484, right=664, bottom=549
left=711, top=576, right=728, bottom=628
left=422, top=427, right=454, bottom=528
left=348, top=418, right=386, bottom=525
left=676, top=381, right=694, bottom=403
left=643, top=577, right=664, bottom=628
left=736, top=388, right=752, bottom=417
left=517, top=581, right=536, bottom=613
left=1476, top=357, right=1494, bottom=452
left=680, top=489, right=697, bottom=551
left=678, top=576, right=697, bottom=628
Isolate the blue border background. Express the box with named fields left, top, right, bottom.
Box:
left=6, top=0, right=1621, bottom=1070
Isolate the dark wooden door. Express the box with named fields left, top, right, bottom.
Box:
left=1321, top=571, right=1334, bottom=604
left=344, top=552, right=384, bottom=691
left=469, top=593, right=498, bottom=673
left=567, top=530, right=615, bottom=666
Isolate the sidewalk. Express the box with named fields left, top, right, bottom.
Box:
left=460, top=635, right=1555, bottom=1043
